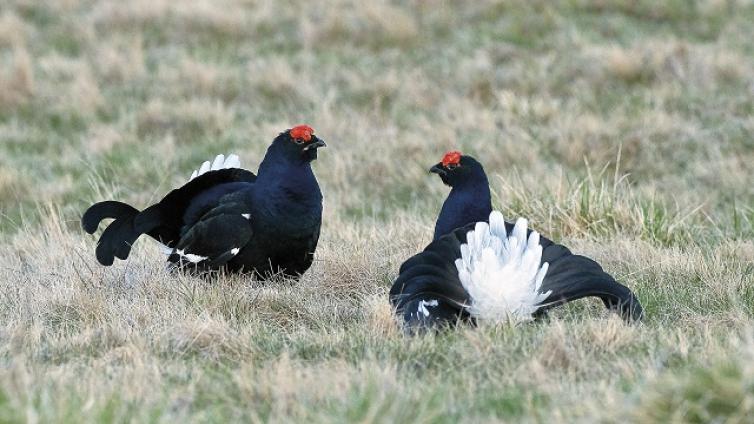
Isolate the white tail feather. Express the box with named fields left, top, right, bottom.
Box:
left=455, top=211, right=551, bottom=322
left=188, top=154, right=242, bottom=181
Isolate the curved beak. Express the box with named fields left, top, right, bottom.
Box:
left=429, top=163, right=446, bottom=176
left=303, top=139, right=327, bottom=151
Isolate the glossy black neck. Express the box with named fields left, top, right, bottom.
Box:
left=255, top=145, right=322, bottom=225
left=433, top=169, right=492, bottom=240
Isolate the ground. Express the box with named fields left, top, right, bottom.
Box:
left=1, top=0, right=753, bottom=422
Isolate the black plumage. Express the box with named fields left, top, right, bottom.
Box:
left=82, top=125, right=326, bottom=280
left=391, top=221, right=644, bottom=329
left=390, top=151, right=643, bottom=329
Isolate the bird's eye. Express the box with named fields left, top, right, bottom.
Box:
left=293, top=138, right=305, bottom=145
left=447, top=163, right=459, bottom=170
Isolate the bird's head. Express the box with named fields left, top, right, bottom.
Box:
left=429, top=150, right=492, bottom=240
left=429, top=151, right=485, bottom=187
left=272, top=125, right=327, bottom=163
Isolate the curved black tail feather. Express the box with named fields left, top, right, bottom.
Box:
left=81, top=201, right=138, bottom=234
left=82, top=201, right=144, bottom=266
left=82, top=168, right=258, bottom=267
left=82, top=201, right=167, bottom=266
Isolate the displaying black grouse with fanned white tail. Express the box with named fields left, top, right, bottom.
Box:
left=390, top=151, right=642, bottom=329
left=82, top=125, right=326, bottom=280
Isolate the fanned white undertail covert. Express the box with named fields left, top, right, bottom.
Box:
left=158, top=154, right=243, bottom=256
left=455, top=211, right=551, bottom=322
left=189, top=154, right=241, bottom=181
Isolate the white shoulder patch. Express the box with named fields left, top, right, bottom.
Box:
left=188, top=154, right=242, bottom=181
left=417, top=299, right=439, bottom=317
left=176, top=249, right=208, bottom=264
left=230, top=248, right=240, bottom=256
left=455, top=211, right=551, bottom=323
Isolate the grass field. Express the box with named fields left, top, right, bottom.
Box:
left=1, top=0, right=754, bottom=422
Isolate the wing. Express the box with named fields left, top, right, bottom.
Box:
left=167, top=190, right=254, bottom=270
left=390, top=233, right=474, bottom=331
left=535, top=253, right=644, bottom=320
left=390, top=220, right=643, bottom=330
left=134, top=167, right=257, bottom=248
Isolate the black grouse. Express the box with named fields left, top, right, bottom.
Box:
left=82, top=125, right=326, bottom=279
left=390, top=151, right=643, bottom=329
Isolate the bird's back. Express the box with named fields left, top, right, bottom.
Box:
left=393, top=213, right=643, bottom=330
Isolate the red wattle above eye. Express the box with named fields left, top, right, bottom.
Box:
left=290, top=125, right=314, bottom=142
left=441, top=151, right=462, bottom=167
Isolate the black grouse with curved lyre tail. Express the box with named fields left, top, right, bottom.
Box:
left=81, top=125, right=326, bottom=280
left=390, top=151, right=643, bottom=330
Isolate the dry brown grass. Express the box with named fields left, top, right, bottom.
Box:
left=0, top=0, right=753, bottom=421
left=0, top=46, right=34, bottom=111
